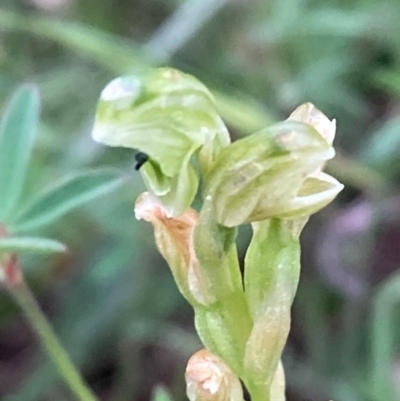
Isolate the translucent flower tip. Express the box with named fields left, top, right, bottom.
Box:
left=288, top=102, right=336, bottom=145
left=185, top=350, right=243, bottom=401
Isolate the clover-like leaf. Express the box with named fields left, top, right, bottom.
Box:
left=0, top=237, right=67, bottom=254
left=0, top=85, right=39, bottom=221
left=12, top=169, right=123, bottom=232
left=92, top=68, right=230, bottom=216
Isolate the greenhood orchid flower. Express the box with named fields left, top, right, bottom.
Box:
left=92, top=68, right=230, bottom=217
left=202, top=112, right=343, bottom=227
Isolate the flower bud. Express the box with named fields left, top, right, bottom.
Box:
left=92, top=68, right=230, bottom=216
left=185, top=349, right=243, bottom=401
left=135, top=192, right=215, bottom=306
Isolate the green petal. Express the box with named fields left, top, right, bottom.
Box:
left=92, top=68, right=230, bottom=215
left=274, top=172, right=344, bottom=219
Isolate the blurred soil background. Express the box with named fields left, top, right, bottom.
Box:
left=1, top=0, right=400, bottom=400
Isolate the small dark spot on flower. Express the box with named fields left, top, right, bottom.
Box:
left=134, top=152, right=149, bottom=170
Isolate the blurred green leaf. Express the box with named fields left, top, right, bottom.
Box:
left=0, top=237, right=66, bottom=254
left=214, top=91, right=275, bottom=135
left=5, top=239, right=180, bottom=401
left=147, top=0, right=230, bottom=62
left=12, top=169, right=124, bottom=232
left=152, top=386, right=174, bottom=401
left=374, top=69, right=400, bottom=97
left=0, top=8, right=145, bottom=74
left=301, top=10, right=369, bottom=37
left=0, top=85, right=39, bottom=221
left=326, top=152, right=388, bottom=194
left=0, top=7, right=277, bottom=140
left=358, top=116, right=400, bottom=179
left=371, top=271, right=400, bottom=401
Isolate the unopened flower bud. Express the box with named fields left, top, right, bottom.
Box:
left=135, top=192, right=215, bottom=306
left=185, top=349, right=243, bottom=401
left=92, top=68, right=230, bottom=216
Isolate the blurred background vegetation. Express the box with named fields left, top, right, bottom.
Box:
left=1, top=0, right=400, bottom=400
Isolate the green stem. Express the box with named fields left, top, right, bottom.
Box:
left=247, top=383, right=270, bottom=401
left=8, top=279, right=99, bottom=401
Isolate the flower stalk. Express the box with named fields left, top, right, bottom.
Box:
left=1, top=256, right=98, bottom=401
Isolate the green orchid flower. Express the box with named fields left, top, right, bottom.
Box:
left=92, top=68, right=230, bottom=216
left=202, top=105, right=343, bottom=227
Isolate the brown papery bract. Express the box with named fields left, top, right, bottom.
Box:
left=135, top=192, right=215, bottom=306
